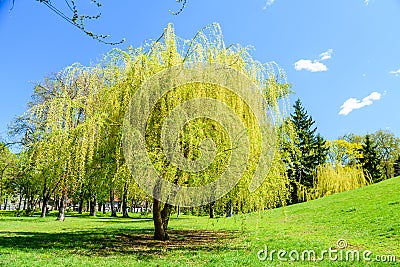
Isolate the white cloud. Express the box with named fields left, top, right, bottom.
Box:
left=389, top=69, right=400, bottom=76
left=319, top=49, right=333, bottom=61
left=364, top=0, right=376, bottom=5
left=294, top=49, right=333, bottom=72
left=294, top=59, right=328, bottom=72
left=262, top=0, right=275, bottom=10
left=339, top=92, right=382, bottom=116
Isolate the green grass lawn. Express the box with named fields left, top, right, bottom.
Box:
left=0, top=177, right=399, bottom=266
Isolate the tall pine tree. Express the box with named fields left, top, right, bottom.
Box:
left=283, top=99, right=328, bottom=204
left=358, top=134, right=382, bottom=183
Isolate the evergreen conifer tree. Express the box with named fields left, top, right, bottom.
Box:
left=283, top=99, right=328, bottom=204
left=359, top=135, right=382, bottom=183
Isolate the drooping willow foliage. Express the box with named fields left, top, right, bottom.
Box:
left=311, top=163, right=370, bottom=200
left=24, top=23, right=293, bottom=218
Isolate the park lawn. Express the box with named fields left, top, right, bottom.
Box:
left=0, top=177, right=399, bottom=267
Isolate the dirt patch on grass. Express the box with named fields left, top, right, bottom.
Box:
left=99, top=229, right=242, bottom=256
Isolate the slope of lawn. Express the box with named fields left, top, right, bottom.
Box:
left=0, top=177, right=399, bottom=266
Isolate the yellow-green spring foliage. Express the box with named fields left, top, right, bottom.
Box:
left=295, top=163, right=370, bottom=202
left=26, top=23, right=292, bottom=212
left=312, top=163, right=370, bottom=199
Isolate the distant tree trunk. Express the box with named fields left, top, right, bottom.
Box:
left=26, top=195, right=33, bottom=214
left=41, top=196, right=49, bottom=218
left=57, top=193, right=67, bottom=221
left=89, top=195, right=97, bottom=216
left=18, top=189, right=23, bottom=210
left=41, top=182, right=49, bottom=217
left=383, top=164, right=389, bottom=180
left=78, top=192, right=84, bottom=214
left=55, top=197, right=60, bottom=211
left=28, top=195, right=34, bottom=211
left=209, top=201, right=215, bottom=219
left=110, top=189, right=117, bottom=217
left=102, top=203, right=106, bottom=214
left=226, top=200, right=233, bottom=217
left=290, top=180, right=298, bottom=204
left=78, top=200, right=83, bottom=214
left=122, top=183, right=129, bottom=218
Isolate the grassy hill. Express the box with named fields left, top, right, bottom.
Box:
left=0, top=177, right=399, bottom=266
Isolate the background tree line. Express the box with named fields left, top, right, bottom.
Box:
left=2, top=93, right=399, bottom=216
left=282, top=99, right=400, bottom=204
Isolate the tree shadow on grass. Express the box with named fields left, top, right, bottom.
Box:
left=0, top=228, right=244, bottom=258
left=94, top=217, right=153, bottom=223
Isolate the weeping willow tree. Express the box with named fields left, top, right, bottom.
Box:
left=22, top=23, right=291, bottom=240
left=23, top=48, right=145, bottom=219
left=120, top=23, right=292, bottom=240
left=25, top=64, right=109, bottom=219
left=311, top=163, right=370, bottom=200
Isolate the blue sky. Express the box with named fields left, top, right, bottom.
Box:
left=0, top=0, right=399, bottom=142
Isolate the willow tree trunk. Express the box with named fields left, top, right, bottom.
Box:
left=153, top=178, right=179, bottom=241
left=153, top=198, right=167, bottom=240
left=57, top=193, right=67, bottom=221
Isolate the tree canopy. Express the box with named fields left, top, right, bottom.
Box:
left=13, top=23, right=292, bottom=240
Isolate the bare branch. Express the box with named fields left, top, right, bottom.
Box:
left=37, top=0, right=125, bottom=45
left=170, top=0, right=187, bottom=15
